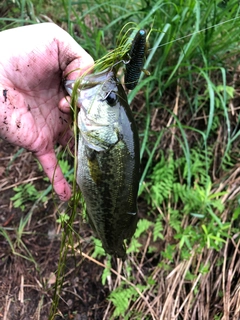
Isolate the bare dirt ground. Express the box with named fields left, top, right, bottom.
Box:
left=0, top=140, right=109, bottom=320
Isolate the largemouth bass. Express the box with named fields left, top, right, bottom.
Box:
left=65, top=68, right=140, bottom=260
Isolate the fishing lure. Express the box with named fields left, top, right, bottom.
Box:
left=125, top=29, right=147, bottom=90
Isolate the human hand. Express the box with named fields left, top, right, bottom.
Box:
left=0, top=23, right=94, bottom=201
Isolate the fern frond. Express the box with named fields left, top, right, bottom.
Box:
left=153, top=215, right=164, bottom=241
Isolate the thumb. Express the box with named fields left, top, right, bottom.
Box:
left=51, top=24, right=94, bottom=80
left=36, top=151, right=71, bottom=201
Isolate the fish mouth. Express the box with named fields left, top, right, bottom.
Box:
left=79, top=68, right=113, bottom=85
left=65, top=68, right=114, bottom=95
left=65, top=68, right=116, bottom=114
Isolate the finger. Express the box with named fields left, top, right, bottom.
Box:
left=58, top=127, right=75, bottom=156
left=36, top=151, right=71, bottom=201
left=64, top=55, right=94, bottom=80
left=52, top=24, right=94, bottom=79
left=59, top=96, right=72, bottom=113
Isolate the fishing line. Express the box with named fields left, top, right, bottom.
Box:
left=147, top=15, right=240, bottom=51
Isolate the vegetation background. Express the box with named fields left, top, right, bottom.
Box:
left=0, top=0, right=240, bottom=319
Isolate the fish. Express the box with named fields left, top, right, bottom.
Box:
left=65, top=68, right=140, bottom=260
left=125, top=29, right=147, bottom=90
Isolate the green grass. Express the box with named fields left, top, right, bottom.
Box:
left=1, top=0, right=240, bottom=319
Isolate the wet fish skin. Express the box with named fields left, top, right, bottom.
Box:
left=65, top=69, right=140, bottom=260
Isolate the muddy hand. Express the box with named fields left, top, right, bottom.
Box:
left=0, top=23, right=94, bottom=201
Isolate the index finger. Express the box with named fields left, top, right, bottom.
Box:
left=37, top=151, right=71, bottom=201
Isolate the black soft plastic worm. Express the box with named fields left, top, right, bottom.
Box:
left=125, top=29, right=147, bottom=90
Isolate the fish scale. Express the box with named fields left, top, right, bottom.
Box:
left=65, top=68, right=140, bottom=260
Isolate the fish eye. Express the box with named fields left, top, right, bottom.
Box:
left=105, top=91, right=117, bottom=106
